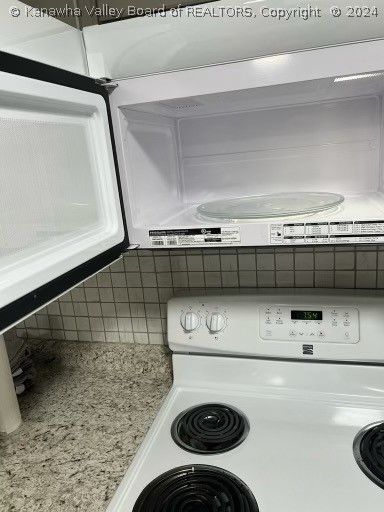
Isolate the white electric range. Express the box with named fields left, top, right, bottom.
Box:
left=107, top=289, right=384, bottom=511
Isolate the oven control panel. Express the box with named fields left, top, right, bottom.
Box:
left=168, top=291, right=384, bottom=360
left=259, top=305, right=359, bottom=343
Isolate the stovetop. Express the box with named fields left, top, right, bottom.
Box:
left=107, top=354, right=384, bottom=511
left=107, top=291, right=384, bottom=511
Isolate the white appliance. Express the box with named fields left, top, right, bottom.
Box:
left=1, top=16, right=384, bottom=329
left=83, top=0, right=384, bottom=79
left=107, top=290, right=384, bottom=511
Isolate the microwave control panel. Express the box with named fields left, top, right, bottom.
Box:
left=259, top=305, right=359, bottom=344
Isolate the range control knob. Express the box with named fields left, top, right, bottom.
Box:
left=180, top=312, right=200, bottom=332
left=206, top=312, right=226, bottom=333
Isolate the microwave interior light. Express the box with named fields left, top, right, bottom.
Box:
left=334, top=72, right=384, bottom=82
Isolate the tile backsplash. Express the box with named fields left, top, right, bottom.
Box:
left=7, top=245, right=384, bottom=345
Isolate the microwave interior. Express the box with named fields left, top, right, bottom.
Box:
left=114, top=72, right=384, bottom=245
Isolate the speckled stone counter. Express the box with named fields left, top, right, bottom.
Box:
left=0, top=341, right=172, bottom=512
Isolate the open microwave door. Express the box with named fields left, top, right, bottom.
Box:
left=0, top=52, right=128, bottom=333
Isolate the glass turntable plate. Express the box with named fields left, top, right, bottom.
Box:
left=197, top=192, right=344, bottom=220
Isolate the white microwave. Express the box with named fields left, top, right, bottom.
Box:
left=1, top=10, right=384, bottom=332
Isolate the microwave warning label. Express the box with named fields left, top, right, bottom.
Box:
left=270, top=221, right=384, bottom=245
left=149, top=227, right=241, bottom=247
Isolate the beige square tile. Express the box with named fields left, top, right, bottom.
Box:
left=76, top=317, right=90, bottom=331
left=130, top=303, right=145, bottom=317
left=38, top=329, right=52, bottom=340
left=115, top=302, right=131, bottom=317
left=65, top=331, right=78, bottom=341
left=119, top=332, right=134, bottom=343
left=172, top=272, right=188, bottom=287
left=97, top=273, right=112, bottom=288
left=36, top=315, right=50, bottom=329
left=101, top=303, right=116, bottom=317
left=104, top=318, right=118, bottom=331
left=132, top=318, right=147, bottom=332
left=63, top=317, right=76, bottom=330
left=111, top=272, right=127, bottom=287
left=117, top=318, right=132, bottom=332
left=356, top=270, right=377, bottom=288
left=147, top=319, right=162, bottom=333
left=155, top=256, right=171, bottom=272
left=25, top=316, right=37, bottom=328
left=275, top=271, right=294, bottom=287
left=377, top=271, right=384, bottom=288
left=128, top=287, right=144, bottom=302
left=356, top=251, right=377, bottom=270
left=134, top=333, right=149, bottom=343
left=315, top=271, right=334, bottom=288
left=51, top=330, right=65, bottom=340
left=143, top=288, right=159, bottom=303
left=90, top=317, right=104, bottom=331
left=141, top=273, right=157, bottom=287
left=149, top=333, right=165, bottom=344
left=221, top=255, right=238, bottom=271
left=60, top=302, right=74, bottom=316
left=158, top=288, right=175, bottom=303
left=49, top=316, right=63, bottom=330
left=188, top=272, right=205, bottom=287
left=105, top=332, right=120, bottom=342
left=239, top=271, right=257, bottom=287
left=84, top=275, right=98, bottom=287
left=203, top=255, right=220, bottom=271
left=257, top=253, right=275, bottom=271
left=73, top=302, right=88, bottom=316
left=139, top=256, right=155, bottom=272
left=257, top=271, right=275, bottom=287
left=85, top=288, right=100, bottom=302
left=27, top=328, right=40, bottom=338
left=145, top=304, right=161, bottom=318
left=87, top=303, right=102, bottom=316
left=221, top=272, right=239, bottom=287
left=294, top=247, right=313, bottom=253
left=124, top=255, right=140, bottom=271
left=126, top=272, right=142, bottom=287
left=171, top=255, right=187, bottom=271
left=47, top=302, right=60, bottom=315
left=59, top=291, right=72, bottom=302
left=294, top=271, right=313, bottom=287
left=335, top=252, right=355, bottom=270
left=314, top=252, right=334, bottom=270
left=378, top=252, right=384, bottom=270
left=109, top=258, right=125, bottom=272
left=205, top=272, right=222, bottom=287
left=71, top=288, right=86, bottom=302
left=92, top=331, right=106, bottom=342
left=238, top=254, right=256, bottom=271
left=187, top=255, right=204, bottom=271
left=99, top=288, right=114, bottom=302
left=78, top=331, right=92, bottom=342
left=275, top=253, right=293, bottom=271
left=113, top=288, right=129, bottom=302
left=157, top=273, right=172, bottom=287
left=186, top=249, right=203, bottom=255
left=295, top=253, right=314, bottom=270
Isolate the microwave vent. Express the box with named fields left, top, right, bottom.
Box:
left=158, top=98, right=203, bottom=109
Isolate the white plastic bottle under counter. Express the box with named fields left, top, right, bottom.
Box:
left=0, top=335, right=22, bottom=434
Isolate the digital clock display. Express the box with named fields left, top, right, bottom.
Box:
left=291, top=310, right=323, bottom=321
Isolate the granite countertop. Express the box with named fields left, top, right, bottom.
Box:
left=0, top=340, right=172, bottom=512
